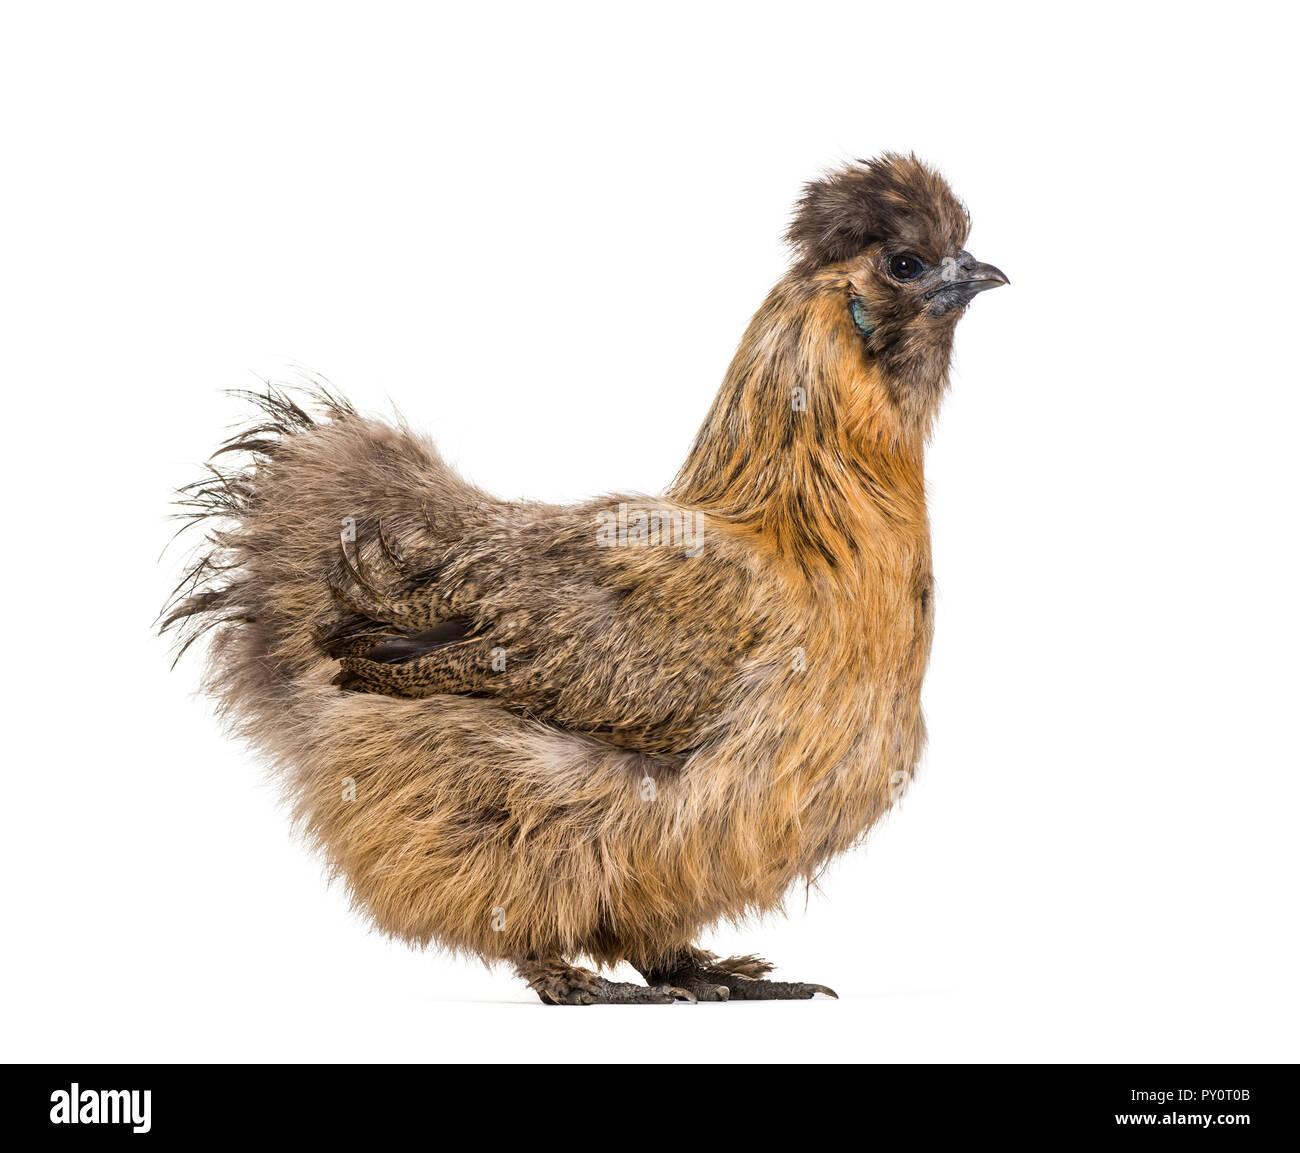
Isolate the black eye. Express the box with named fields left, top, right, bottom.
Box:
left=888, top=253, right=924, bottom=281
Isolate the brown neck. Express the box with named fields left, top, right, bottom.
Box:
left=669, top=273, right=932, bottom=577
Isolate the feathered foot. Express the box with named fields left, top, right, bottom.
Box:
left=635, top=948, right=838, bottom=1001
left=514, top=959, right=697, bottom=1006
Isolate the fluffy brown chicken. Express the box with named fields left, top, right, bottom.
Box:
left=163, top=153, right=1006, bottom=1004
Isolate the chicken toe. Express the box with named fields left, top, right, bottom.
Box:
left=515, top=959, right=697, bottom=1006
left=637, top=948, right=838, bottom=1001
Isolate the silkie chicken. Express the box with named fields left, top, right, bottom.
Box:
left=163, top=153, right=1006, bottom=1004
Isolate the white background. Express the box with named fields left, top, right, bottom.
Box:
left=2, top=1, right=1296, bottom=1063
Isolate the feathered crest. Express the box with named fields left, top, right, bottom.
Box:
left=786, top=152, right=970, bottom=269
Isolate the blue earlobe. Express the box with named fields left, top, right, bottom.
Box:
left=850, top=298, right=874, bottom=339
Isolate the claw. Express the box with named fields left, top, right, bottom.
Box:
left=809, top=985, right=839, bottom=1000
left=662, top=985, right=697, bottom=1004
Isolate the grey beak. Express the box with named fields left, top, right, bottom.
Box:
left=955, top=258, right=1009, bottom=294
left=924, top=251, right=1009, bottom=313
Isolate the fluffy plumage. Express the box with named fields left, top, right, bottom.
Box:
left=162, top=154, right=1005, bottom=1004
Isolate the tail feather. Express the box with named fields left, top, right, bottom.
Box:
left=160, top=381, right=486, bottom=724
left=159, top=385, right=343, bottom=663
